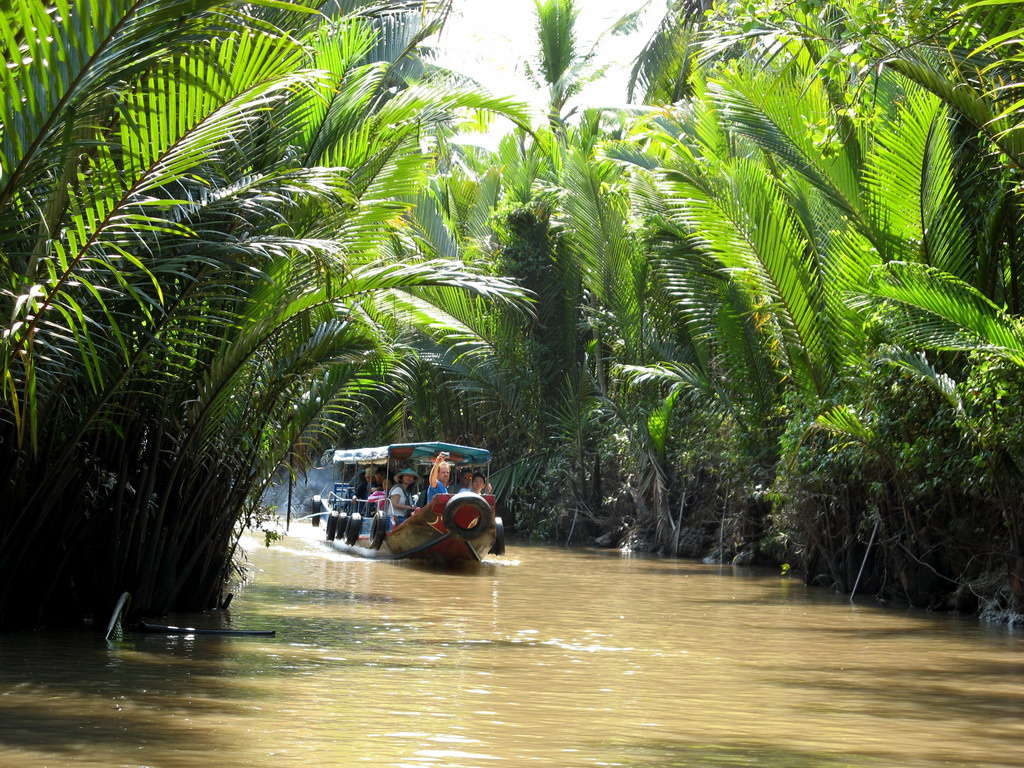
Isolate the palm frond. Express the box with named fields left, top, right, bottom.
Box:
left=627, top=1, right=702, bottom=104
left=708, top=65, right=867, bottom=235
left=857, top=261, right=1024, bottom=367
left=667, top=156, right=833, bottom=398
left=560, top=147, right=648, bottom=356
left=864, top=82, right=971, bottom=277
left=873, top=345, right=964, bottom=415
left=813, top=404, right=877, bottom=449
left=883, top=48, right=1024, bottom=172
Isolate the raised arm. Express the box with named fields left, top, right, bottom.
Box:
left=428, top=452, right=446, bottom=488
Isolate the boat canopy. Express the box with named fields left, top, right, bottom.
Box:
left=331, top=441, right=490, bottom=468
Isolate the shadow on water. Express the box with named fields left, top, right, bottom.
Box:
left=552, top=547, right=1024, bottom=638
left=763, top=659, right=1024, bottom=723
left=585, top=738, right=896, bottom=768
left=0, top=628, right=275, bottom=756
left=247, top=581, right=411, bottom=607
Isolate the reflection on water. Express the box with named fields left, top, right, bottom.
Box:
left=2, top=524, right=1022, bottom=768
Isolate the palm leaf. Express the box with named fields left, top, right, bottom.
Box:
left=627, top=1, right=702, bottom=104
left=667, top=156, right=833, bottom=398
left=708, top=64, right=867, bottom=236
left=864, top=82, right=971, bottom=277
left=813, top=404, right=877, bottom=450
left=857, top=261, right=1024, bottom=367
left=874, top=345, right=964, bottom=415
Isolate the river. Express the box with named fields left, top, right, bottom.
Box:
left=1, top=523, right=1022, bottom=767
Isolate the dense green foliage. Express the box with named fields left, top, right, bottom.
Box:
left=419, top=0, right=1024, bottom=616
left=0, top=0, right=529, bottom=627
left=5, top=0, right=1024, bottom=628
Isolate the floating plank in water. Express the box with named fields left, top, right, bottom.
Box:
left=139, top=621, right=275, bottom=637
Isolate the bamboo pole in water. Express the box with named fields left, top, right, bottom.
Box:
left=850, top=519, right=880, bottom=603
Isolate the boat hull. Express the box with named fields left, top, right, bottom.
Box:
left=323, top=493, right=501, bottom=564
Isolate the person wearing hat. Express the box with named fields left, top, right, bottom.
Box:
left=388, top=467, right=420, bottom=520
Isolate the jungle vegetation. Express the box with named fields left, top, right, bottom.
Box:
left=3, top=0, right=1024, bottom=628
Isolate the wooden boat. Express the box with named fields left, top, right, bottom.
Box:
left=312, top=441, right=505, bottom=564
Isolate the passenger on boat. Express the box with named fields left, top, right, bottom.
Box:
left=454, top=469, right=473, bottom=493
left=365, top=487, right=387, bottom=512
left=353, top=467, right=373, bottom=512
left=389, top=469, right=420, bottom=520
left=426, top=452, right=451, bottom=502
left=471, top=472, right=492, bottom=495
left=453, top=469, right=481, bottom=495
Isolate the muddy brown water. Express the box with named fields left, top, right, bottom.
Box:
left=1, top=523, right=1022, bottom=768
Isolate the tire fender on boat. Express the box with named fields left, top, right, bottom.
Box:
left=442, top=493, right=493, bottom=541
left=488, top=516, right=505, bottom=555
left=325, top=511, right=339, bottom=541
left=344, top=512, right=362, bottom=546
left=369, top=511, right=386, bottom=550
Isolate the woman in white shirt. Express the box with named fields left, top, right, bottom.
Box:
left=388, top=468, right=419, bottom=520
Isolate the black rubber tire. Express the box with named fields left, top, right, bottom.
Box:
left=442, top=493, right=494, bottom=541
left=325, top=512, right=338, bottom=541
left=369, top=511, right=386, bottom=550
left=344, top=512, right=363, bottom=546
left=488, top=517, right=505, bottom=555
left=311, top=496, right=321, bottom=527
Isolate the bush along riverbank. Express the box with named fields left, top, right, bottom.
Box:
left=508, top=357, right=1024, bottom=625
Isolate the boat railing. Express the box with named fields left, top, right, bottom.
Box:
left=356, top=495, right=388, bottom=515
left=326, top=489, right=388, bottom=516
left=328, top=482, right=354, bottom=512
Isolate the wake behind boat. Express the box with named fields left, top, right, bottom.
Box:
left=311, top=442, right=505, bottom=564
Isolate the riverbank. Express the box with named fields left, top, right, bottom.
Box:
left=586, top=505, right=1024, bottom=628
